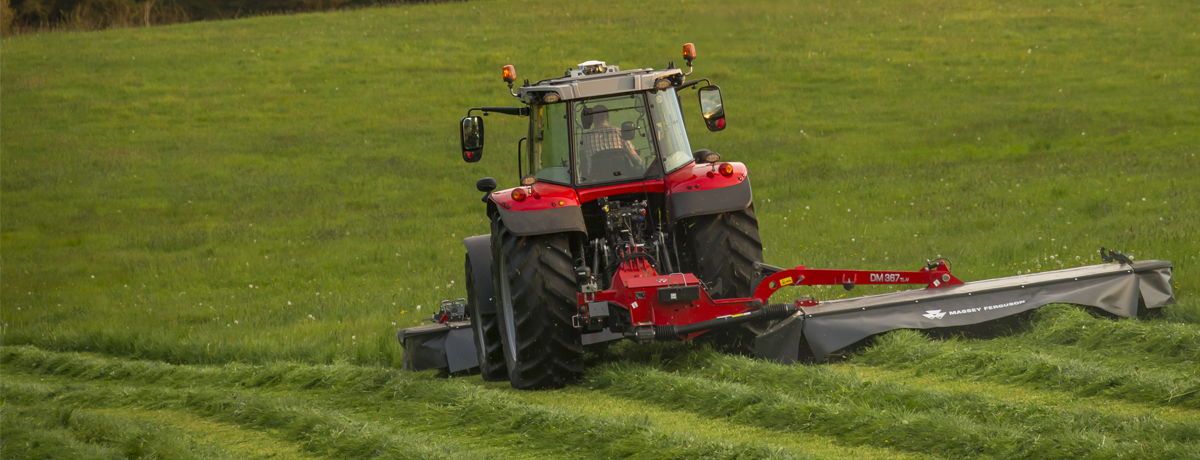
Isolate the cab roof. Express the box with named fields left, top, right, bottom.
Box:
left=515, top=66, right=684, bottom=104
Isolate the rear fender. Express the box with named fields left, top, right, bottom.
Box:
left=666, top=161, right=752, bottom=222
left=463, top=235, right=496, bottom=314
left=489, top=182, right=587, bottom=236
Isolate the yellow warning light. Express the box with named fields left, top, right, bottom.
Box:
left=502, top=65, right=516, bottom=83
left=682, top=43, right=697, bottom=62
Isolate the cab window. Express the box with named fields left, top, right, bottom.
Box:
left=649, top=89, right=693, bottom=173
left=530, top=103, right=571, bottom=184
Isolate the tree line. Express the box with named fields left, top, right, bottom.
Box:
left=1, top=0, right=431, bottom=35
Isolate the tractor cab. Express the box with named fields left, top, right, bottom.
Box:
left=459, top=54, right=726, bottom=191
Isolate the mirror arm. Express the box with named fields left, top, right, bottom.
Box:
left=676, top=78, right=711, bottom=91
left=468, top=107, right=529, bottom=117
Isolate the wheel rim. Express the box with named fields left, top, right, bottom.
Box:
left=495, top=245, right=519, bottom=365
left=466, top=259, right=489, bottom=359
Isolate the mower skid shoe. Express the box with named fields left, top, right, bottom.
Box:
left=398, top=322, right=479, bottom=373
left=755, top=260, right=1174, bottom=363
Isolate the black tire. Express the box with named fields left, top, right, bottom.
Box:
left=678, top=205, right=764, bottom=299
left=491, top=219, right=584, bottom=390
left=465, top=255, right=507, bottom=382
left=677, top=205, right=766, bottom=355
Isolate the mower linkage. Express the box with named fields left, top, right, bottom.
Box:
left=571, top=255, right=965, bottom=341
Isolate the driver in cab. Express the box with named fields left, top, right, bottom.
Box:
left=580, top=105, right=643, bottom=177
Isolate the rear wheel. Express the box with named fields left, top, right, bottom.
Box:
left=491, top=219, right=584, bottom=390
left=677, top=205, right=765, bottom=355
left=465, top=255, right=507, bottom=382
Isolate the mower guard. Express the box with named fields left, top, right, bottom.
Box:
left=756, top=260, right=1174, bottom=363
left=397, top=321, right=478, bottom=373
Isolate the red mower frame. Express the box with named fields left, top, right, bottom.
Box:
left=575, top=248, right=963, bottom=340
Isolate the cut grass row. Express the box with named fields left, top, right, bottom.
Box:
left=6, top=345, right=1199, bottom=459
left=2, top=346, right=823, bottom=459
left=855, top=329, right=1200, bottom=409
left=636, top=349, right=1200, bottom=443
left=1, top=375, right=478, bottom=460
left=1021, top=304, right=1200, bottom=364
left=497, top=386, right=921, bottom=460
left=0, top=403, right=267, bottom=460
left=585, top=354, right=1200, bottom=459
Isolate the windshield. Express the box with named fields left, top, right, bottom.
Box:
left=573, top=94, right=656, bottom=185
left=649, top=89, right=693, bottom=173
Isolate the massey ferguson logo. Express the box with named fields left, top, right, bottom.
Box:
left=921, top=300, right=1027, bottom=320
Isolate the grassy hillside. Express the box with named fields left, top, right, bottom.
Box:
left=2, top=0, right=1198, bottom=458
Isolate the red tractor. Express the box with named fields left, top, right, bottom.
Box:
left=399, top=45, right=1176, bottom=390
left=461, top=45, right=777, bottom=389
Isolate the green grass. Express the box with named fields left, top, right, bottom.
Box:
left=2, top=0, right=1199, bottom=457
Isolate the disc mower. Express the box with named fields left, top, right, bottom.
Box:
left=397, top=44, right=1176, bottom=390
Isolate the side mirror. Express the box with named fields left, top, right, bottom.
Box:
left=698, top=86, right=726, bottom=132
left=476, top=177, right=497, bottom=193
left=461, top=116, right=485, bottom=162
left=620, top=121, right=636, bottom=141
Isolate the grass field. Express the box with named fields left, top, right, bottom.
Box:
left=3, top=0, right=1199, bottom=457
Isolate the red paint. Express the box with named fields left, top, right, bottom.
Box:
left=579, top=259, right=760, bottom=327
left=576, top=180, right=665, bottom=203
left=750, top=262, right=963, bottom=302
left=665, top=161, right=747, bottom=194
left=491, top=182, right=580, bottom=212
left=491, top=160, right=750, bottom=214
left=575, top=258, right=963, bottom=339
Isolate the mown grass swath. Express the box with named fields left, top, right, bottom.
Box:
left=2, top=0, right=1199, bottom=457
left=0, top=402, right=246, bottom=460
left=3, top=346, right=818, bottom=459
left=1022, top=304, right=1200, bottom=363
left=8, top=345, right=1200, bottom=459
left=855, top=327, right=1200, bottom=409
left=587, top=341, right=1200, bottom=459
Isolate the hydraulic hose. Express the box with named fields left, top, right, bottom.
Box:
left=654, top=303, right=797, bottom=341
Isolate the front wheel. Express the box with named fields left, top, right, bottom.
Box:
left=491, top=220, right=584, bottom=390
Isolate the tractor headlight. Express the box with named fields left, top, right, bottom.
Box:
left=654, top=78, right=671, bottom=90
left=520, top=175, right=537, bottom=186
left=541, top=92, right=561, bottom=104
left=693, top=149, right=721, bottom=164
